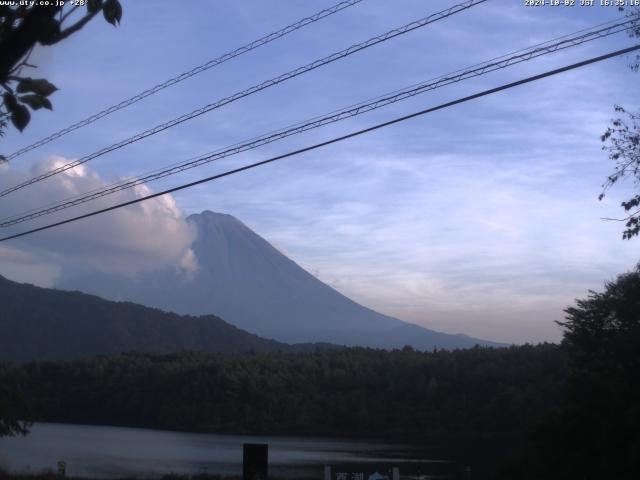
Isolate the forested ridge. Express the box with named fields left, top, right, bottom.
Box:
left=0, top=344, right=565, bottom=439
left=0, top=275, right=325, bottom=360
left=1, top=268, right=638, bottom=479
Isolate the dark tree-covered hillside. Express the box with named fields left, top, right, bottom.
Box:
left=0, top=275, right=301, bottom=360
left=0, top=344, right=566, bottom=439
left=530, top=264, right=640, bottom=480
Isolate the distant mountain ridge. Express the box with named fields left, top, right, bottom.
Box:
left=57, top=210, right=503, bottom=349
left=0, top=275, right=313, bottom=361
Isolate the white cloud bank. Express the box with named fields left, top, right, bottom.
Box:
left=0, top=157, right=196, bottom=285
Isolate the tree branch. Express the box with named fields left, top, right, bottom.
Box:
left=9, top=45, right=35, bottom=76
left=601, top=208, right=640, bottom=222
left=60, top=5, right=81, bottom=26
left=54, top=9, right=100, bottom=43
left=0, top=6, right=62, bottom=81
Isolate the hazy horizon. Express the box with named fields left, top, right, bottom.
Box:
left=1, top=0, right=639, bottom=344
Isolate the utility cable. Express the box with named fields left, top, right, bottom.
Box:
left=1, top=44, right=636, bottom=243
left=0, top=0, right=488, bottom=198
left=4, top=0, right=365, bottom=161
left=0, top=17, right=634, bottom=228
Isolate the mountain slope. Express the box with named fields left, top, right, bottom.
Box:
left=0, top=275, right=299, bottom=361
left=57, top=210, right=502, bottom=349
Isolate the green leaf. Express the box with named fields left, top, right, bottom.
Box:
left=10, top=104, right=30, bottom=132
left=18, top=94, right=53, bottom=111
left=16, top=78, right=58, bottom=97
left=87, top=0, right=103, bottom=14
left=3, top=92, right=18, bottom=111
left=103, top=0, right=122, bottom=26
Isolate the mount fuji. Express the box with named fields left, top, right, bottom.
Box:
left=57, top=210, right=502, bottom=349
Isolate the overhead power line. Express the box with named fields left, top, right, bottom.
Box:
left=0, top=0, right=488, bottom=198
left=0, top=17, right=634, bottom=228
left=1, top=44, right=637, bottom=243
left=4, top=0, right=365, bottom=162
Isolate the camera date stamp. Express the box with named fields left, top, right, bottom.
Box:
left=525, top=0, right=640, bottom=6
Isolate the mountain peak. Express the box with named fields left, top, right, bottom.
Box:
left=189, top=210, right=239, bottom=222
left=187, top=210, right=252, bottom=235
left=57, top=211, right=503, bottom=349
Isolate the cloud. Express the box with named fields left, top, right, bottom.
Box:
left=0, top=156, right=197, bottom=284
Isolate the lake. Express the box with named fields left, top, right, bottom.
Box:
left=0, top=423, right=448, bottom=479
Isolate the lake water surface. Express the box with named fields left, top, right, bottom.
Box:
left=0, top=423, right=445, bottom=478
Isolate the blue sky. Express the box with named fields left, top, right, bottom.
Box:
left=0, top=0, right=638, bottom=343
